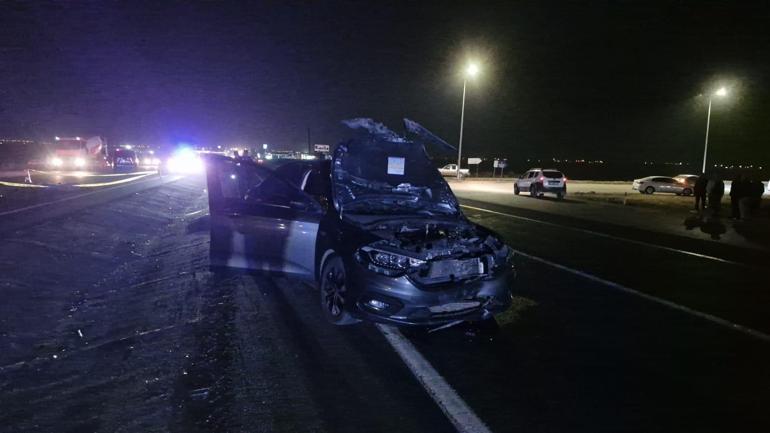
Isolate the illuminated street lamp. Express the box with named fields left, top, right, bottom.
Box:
left=702, top=86, right=728, bottom=173
left=456, top=62, right=479, bottom=179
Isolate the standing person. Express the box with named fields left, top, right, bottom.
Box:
left=741, top=177, right=765, bottom=220
left=707, top=174, right=725, bottom=217
left=730, top=174, right=744, bottom=219
left=752, top=178, right=766, bottom=211
left=693, top=174, right=708, bottom=212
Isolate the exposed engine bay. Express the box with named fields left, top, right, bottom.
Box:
left=362, top=219, right=512, bottom=285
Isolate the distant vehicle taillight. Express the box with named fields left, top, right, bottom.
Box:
left=539, top=176, right=545, bottom=181
left=563, top=177, right=567, bottom=182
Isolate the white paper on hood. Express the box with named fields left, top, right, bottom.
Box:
left=387, top=157, right=405, bottom=175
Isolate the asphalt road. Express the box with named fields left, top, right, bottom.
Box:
left=1, top=174, right=768, bottom=433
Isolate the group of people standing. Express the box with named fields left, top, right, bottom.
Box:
left=729, top=175, right=765, bottom=220
left=692, top=173, right=764, bottom=220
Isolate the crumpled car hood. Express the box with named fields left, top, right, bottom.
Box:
left=332, top=119, right=460, bottom=217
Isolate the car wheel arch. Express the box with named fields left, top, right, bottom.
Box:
left=316, top=248, right=337, bottom=283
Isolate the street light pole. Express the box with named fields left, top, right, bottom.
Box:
left=701, top=86, right=727, bottom=174
left=456, top=63, right=478, bottom=179
left=456, top=78, right=467, bottom=179
left=702, top=96, right=712, bottom=174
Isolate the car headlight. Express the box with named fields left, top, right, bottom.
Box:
left=166, top=149, right=204, bottom=174
left=50, top=157, right=64, bottom=167
left=357, top=246, right=425, bottom=275
left=74, top=157, right=86, bottom=167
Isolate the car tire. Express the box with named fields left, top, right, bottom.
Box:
left=556, top=191, right=564, bottom=200
left=682, top=188, right=693, bottom=196
left=320, top=255, right=359, bottom=325
left=645, top=186, right=655, bottom=194
left=514, top=184, right=520, bottom=195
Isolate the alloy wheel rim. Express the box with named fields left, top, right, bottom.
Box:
left=323, top=266, right=345, bottom=317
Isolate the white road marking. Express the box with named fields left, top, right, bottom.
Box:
left=461, top=204, right=747, bottom=266
left=0, top=180, right=48, bottom=188
left=513, top=249, right=770, bottom=343
left=0, top=175, right=178, bottom=217
left=72, top=173, right=151, bottom=188
left=31, top=169, right=157, bottom=177
left=184, top=208, right=206, bottom=217
left=377, top=324, right=493, bottom=433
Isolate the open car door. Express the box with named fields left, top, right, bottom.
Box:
left=204, top=155, right=323, bottom=279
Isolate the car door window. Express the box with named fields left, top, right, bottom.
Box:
left=209, top=157, right=320, bottom=215
left=244, top=173, right=320, bottom=212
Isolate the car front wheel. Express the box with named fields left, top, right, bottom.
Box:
left=514, top=184, right=520, bottom=195
left=682, top=188, right=693, bottom=196
left=320, top=256, right=359, bottom=325
left=645, top=186, right=655, bottom=194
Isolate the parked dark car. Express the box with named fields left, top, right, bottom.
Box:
left=109, top=148, right=138, bottom=171
left=204, top=120, right=515, bottom=327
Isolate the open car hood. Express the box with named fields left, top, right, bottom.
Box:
left=332, top=119, right=460, bottom=219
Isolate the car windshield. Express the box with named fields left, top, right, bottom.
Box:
left=332, top=137, right=459, bottom=217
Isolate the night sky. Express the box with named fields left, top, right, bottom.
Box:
left=1, top=1, right=769, bottom=164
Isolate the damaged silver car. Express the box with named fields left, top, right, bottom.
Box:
left=204, top=119, right=515, bottom=326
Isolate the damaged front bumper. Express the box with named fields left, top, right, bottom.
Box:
left=345, top=257, right=515, bottom=326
